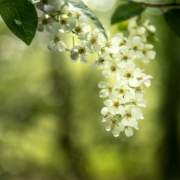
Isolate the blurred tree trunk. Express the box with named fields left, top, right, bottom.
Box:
left=159, top=33, right=180, bottom=180
left=50, top=53, right=92, bottom=180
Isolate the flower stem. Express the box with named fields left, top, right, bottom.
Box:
left=72, top=35, right=75, bottom=47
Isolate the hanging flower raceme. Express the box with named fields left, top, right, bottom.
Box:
left=32, top=0, right=156, bottom=138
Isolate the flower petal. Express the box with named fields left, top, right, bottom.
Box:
left=70, top=51, right=79, bottom=61
left=81, top=54, right=88, bottom=64
left=57, top=41, right=66, bottom=52
left=125, top=127, right=133, bottom=137
left=98, top=81, right=110, bottom=88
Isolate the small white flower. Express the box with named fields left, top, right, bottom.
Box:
left=143, top=20, right=156, bottom=33
left=70, top=43, right=92, bottom=63
left=48, top=34, right=66, bottom=51
left=128, top=36, right=144, bottom=59
left=128, top=18, right=147, bottom=42
left=37, top=15, right=53, bottom=32
left=103, top=115, right=124, bottom=137
left=133, top=85, right=144, bottom=94
left=74, top=16, right=91, bottom=40
left=112, top=33, right=128, bottom=47
left=102, top=61, right=120, bottom=79
left=103, top=96, right=124, bottom=114
left=118, top=60, right=136, bottom=84
left=86, top=29, right=105, bottom=52
left=102, top=34, right=120, bottom=54
left=128, top=68, right=153, bottom=87
left=91, top=53, right=112, bottom=69
left=131, top=94, right=147, bottom=107
left=141, top=44, right=156, bottom=63
left=98, top=81, right=113, bottom=98
left=112, top=81, right=132, bottom=100
left=121, top=105, right=143, bottom=129
left=59, top=15, right=76, bottom=33
left=119, top=45, right=135, bottom=61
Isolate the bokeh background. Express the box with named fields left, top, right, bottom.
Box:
left=0, top=0, right=180, bottom=180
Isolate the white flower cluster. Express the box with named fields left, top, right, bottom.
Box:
left=31, top=0, right=156, bottom=137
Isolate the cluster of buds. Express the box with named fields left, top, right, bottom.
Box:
left=31, top=0, right=156, bottom=137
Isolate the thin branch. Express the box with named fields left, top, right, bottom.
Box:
left=130, top=0, right=180, bottom=8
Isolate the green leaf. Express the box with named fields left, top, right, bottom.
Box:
left=117, top=20, right=129, bottom=32
left=164, top=8, right=180, bottom=38
left=0, top=0, right=38, bottom=45
left=66, top=0, right=107, bottom=39
left=111, top=2, right=145, bottom=25
left=146, top=32, right=160, bottom=44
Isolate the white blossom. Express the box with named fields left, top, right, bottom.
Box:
left=103, top=115, right=124, bottom=137
left=98, top=81, right=113, bottom=98
left=70, top=43, right=92, bottom=63
left=37, top=14, right=54, bottom=32
left=128, top=18, right=147, bottom=42
left=58, top=14, right=76, bottom=33
left=141, top=44, right=156, bottom=63
left=48, top=34, right=66, bottom=51
left=128, top=36, right=144, bottom=59
left=86, top=29, right=105, bottom=52
left=112, top=81, right=132, bottom=100
left=143, top=20, right=156, bottom=33
left=102, top=61, right=120, bottom=79
left=121, top=105, right=143, bottom=129
left=33, top=3, right=156, bottom=138
left=131, top=94, right=147, bottom=107
left=112, top=33, right=128, bottom=47
left=103, top=95, right=125, bottom=114
left=119, top=45, right=135, bottom=61
left=74, top=16, right=91, bottom=40
left=129, top=68, right=153, bottom=87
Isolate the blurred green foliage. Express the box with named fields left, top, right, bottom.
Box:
left=0, top=3, right=180, bottom=180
